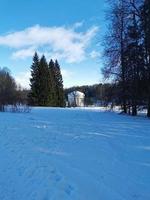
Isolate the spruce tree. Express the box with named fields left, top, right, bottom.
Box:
left=29, top=53, right=65, bottom=107
left=55, top=60, right=65, bottom=107
left=29, top=52, right=40, bottom=105
left=49, top=59, right=57, bottom=106
left=48, top=59, right=65, bottom=107
left=38, top=55, right=49, bottom=106
left=54, top=60, right=65, bottom=107
left=38, top=55, right=50, bottom=106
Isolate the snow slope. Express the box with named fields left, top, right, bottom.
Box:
left=0, top=108, right=149, bottom=200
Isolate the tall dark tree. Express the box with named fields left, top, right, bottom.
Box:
left=29, top=53, right=65, bottom=107
left=28, top=52, right=40, bottom=105
left=102, top=0, right=130, bottom=113
left=124, top=12, right=144, bottom=115
left=54, top=60, right=65, bottom=107
left=38, top=55, right=50, bottom=106
left=48, top=59, right=56, bottom=106
left=141, top=0, right=150, bottom=117
left=48, top=59, right=65, bottom=107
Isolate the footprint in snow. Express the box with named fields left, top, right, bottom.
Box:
left=65, top=184, right=74, bottom=196
left=49, top=169, right=75, bottom=196
left=50, top=169, right=62, bottom=182
left=50, top=169, right=56, bottom=174
left=55, top=174, right=62, bottom=182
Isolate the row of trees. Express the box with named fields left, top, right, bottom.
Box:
left=28, top=53, right=65, bottom=107
left=103, top=0, right=150, bottom=116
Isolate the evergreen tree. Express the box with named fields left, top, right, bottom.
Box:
left=38, top=55, right=50, bottom=106
left=48, top=59, right=65, bottom=107
left=29, top=52, right=40, bottom=105
left=29, top=53, right=65, bottom=107
left=49, top=59, right=57, bottom=106
left=54, top=60, right=65, bottom=107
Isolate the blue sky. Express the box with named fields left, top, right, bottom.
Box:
left=0, top=0, right=107, bottom=88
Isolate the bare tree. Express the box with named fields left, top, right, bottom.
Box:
left=102, top=0, right=130, bottom=113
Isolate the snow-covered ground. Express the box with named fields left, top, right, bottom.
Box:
left=0, top=107, right=150, bottom=200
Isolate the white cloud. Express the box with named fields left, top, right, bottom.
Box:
left=72, top=21, right=84, bottom=29
left=90, top=50, right=101, bottom=59
left=62, top=69, right=73, bottom=79
left=15, top=72, right=31, bottom=89
left=0, top=24, right=99, bottom=63
left=12, top=47, right=36, bottom=60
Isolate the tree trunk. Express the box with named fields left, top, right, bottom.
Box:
left=123, top=100, right=127, bottom=113
left=128, top=104, right=131, bottom=115
left=147, top=71, right=150, bottom=117
left=0, top=104, right=4, bottom=112
left=132, top=104, right=137, bottom=116
left=147, top=95, right=150, bottom=117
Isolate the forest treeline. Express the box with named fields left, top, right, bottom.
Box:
left=65, top=84, right=116, bottom=106
left=0, top=65, right=118, bottom=111
left=65, top=83, right=138, bottom=107
left=102, top=0, right=150, bottom=117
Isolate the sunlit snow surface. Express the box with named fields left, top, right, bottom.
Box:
left=0, top=107, right=150, bottom=200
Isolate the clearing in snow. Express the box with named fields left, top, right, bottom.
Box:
left=0, top=108, right=149, bottom=200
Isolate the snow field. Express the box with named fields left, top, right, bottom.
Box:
left=0, top=108, right=149, bottom=200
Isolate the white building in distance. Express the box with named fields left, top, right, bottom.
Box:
left=68, top=91, right=85, bottom=107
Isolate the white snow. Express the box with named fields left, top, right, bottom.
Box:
left=0, top=107, right=150, bottom=200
